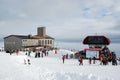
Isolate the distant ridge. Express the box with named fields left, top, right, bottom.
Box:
left=0, top=37, right=3, bottom=42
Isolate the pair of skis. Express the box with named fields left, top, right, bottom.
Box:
left=24, top=59, right=31, bottom=65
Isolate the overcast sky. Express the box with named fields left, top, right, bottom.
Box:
left=0, top=0, right=120, bottom=43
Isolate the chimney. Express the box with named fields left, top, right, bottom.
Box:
left=37, top=27, right=46, bottom=37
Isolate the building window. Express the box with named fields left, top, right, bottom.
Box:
left=48, top=40, right=49, bottom=44
left=45, top=40, right=47, bottom=45
left=42, top=40, right=44, bottom=45
left=50, top=40, right=52, bottom=44
left=23, top=40, right=27, bottom=42
left=39, top=40, right=41, bottom=45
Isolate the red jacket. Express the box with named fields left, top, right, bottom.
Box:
left=62, top=55, right=65, bottom=60
left=79, top=57, right=83, bottom=62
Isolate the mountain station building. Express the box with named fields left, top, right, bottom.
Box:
left=4, top=27, right=54, bottom=52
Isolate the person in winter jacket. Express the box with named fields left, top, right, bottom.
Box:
left=66, top=54, right=68, bottom=59
left=16, top=49, right=19, bottom=55
left=55, top=50, right=57, bottom=54
left=100, top=56, right=103, bottom=65
left=102, top=57, right=107, bottom=65
left=89, top=57, right=92, bottom=64
left=62, top=55, right=65, bottom=63
left=78, top=57, right=83, bottom=65
left=24, top=55, right=31, bottom=65
left=93, top=57, right=96, bottom=64
left=28, top=50, right=31, bottom=56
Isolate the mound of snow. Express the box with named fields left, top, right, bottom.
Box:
left=0, top=50, right=120, bottom=80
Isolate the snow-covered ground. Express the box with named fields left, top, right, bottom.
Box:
left=0, top=49, right=120, bottom=80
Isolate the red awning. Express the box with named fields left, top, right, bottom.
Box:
left=84, top=48, right=102, bottom=51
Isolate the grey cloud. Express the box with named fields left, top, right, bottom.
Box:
left=0, top=0, right=120, bottom=44
left=55, top=34, right=120, bottom=44
left=55, top=38, right=83, bottom=43
left=106, top=21, right=120, bottom=32
left=0, top=0, right=118, bottom=22
left=112, top=24, right=120, bottom=30
left=0, top=0, right=24, bottom=20
left=107, top=34, right=120, bottom=43
left=0, top=0, right=84, bottom=22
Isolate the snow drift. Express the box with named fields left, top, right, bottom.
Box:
left=0, top=49, right=120, bottom=80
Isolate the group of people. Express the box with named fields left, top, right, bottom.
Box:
left=62, top=54, right=69, bottom=63
left=5, top=48, right=120, bottom=66
left=99, top=52, right=119, bottom=65
left=34, top=50, right=49, bottom=58
left=25, top=49, right=49, bottom=58
left=78, top=57, right=95, bottom=65
left=7, top=49, right=19, bottom=55
left=77, top=56, right=120, bottom=66
left=24, top=49, right=50, bottom=65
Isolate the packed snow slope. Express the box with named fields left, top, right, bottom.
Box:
left=0, top=49, right=120, bottom=80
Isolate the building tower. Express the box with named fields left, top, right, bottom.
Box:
left=37, top=27, right=46, bottom=37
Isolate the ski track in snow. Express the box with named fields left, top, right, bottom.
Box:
left=0, top=50, right=119, bottom=80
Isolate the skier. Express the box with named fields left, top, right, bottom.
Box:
left=28, top=50, right=31, bottom=56
left=55, top=50, right=57, bottom=54
left=102, top=57, right=107, bottom=65
left=27, top=58, right=31, bottom=65
left=46, top=51, right=49, bottom=56
left=41, top=53, right=44, bottom=58
left=35, top=51, right=38, bottom=58
left=66, top=54, right=68, bottom=59
left=24, top=59, right=26, bottom=64
left=38, top=52, right=40, bottom=58
left=62, top=55, right=65, bottom=63
left=10, top=50, right=12, bottom=55
left=89, top=57, right=92, bottom=64
left=16, top=49, right=19, bottom=55
left=24, top=54, right=31, bottom=65
left=100, top=56, right=103, bottom=65
left=25, top=51, right=28, bottom=55
left=93, top=57, right=96, bottom=64
left=78, top=57, right=83, bottom=65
